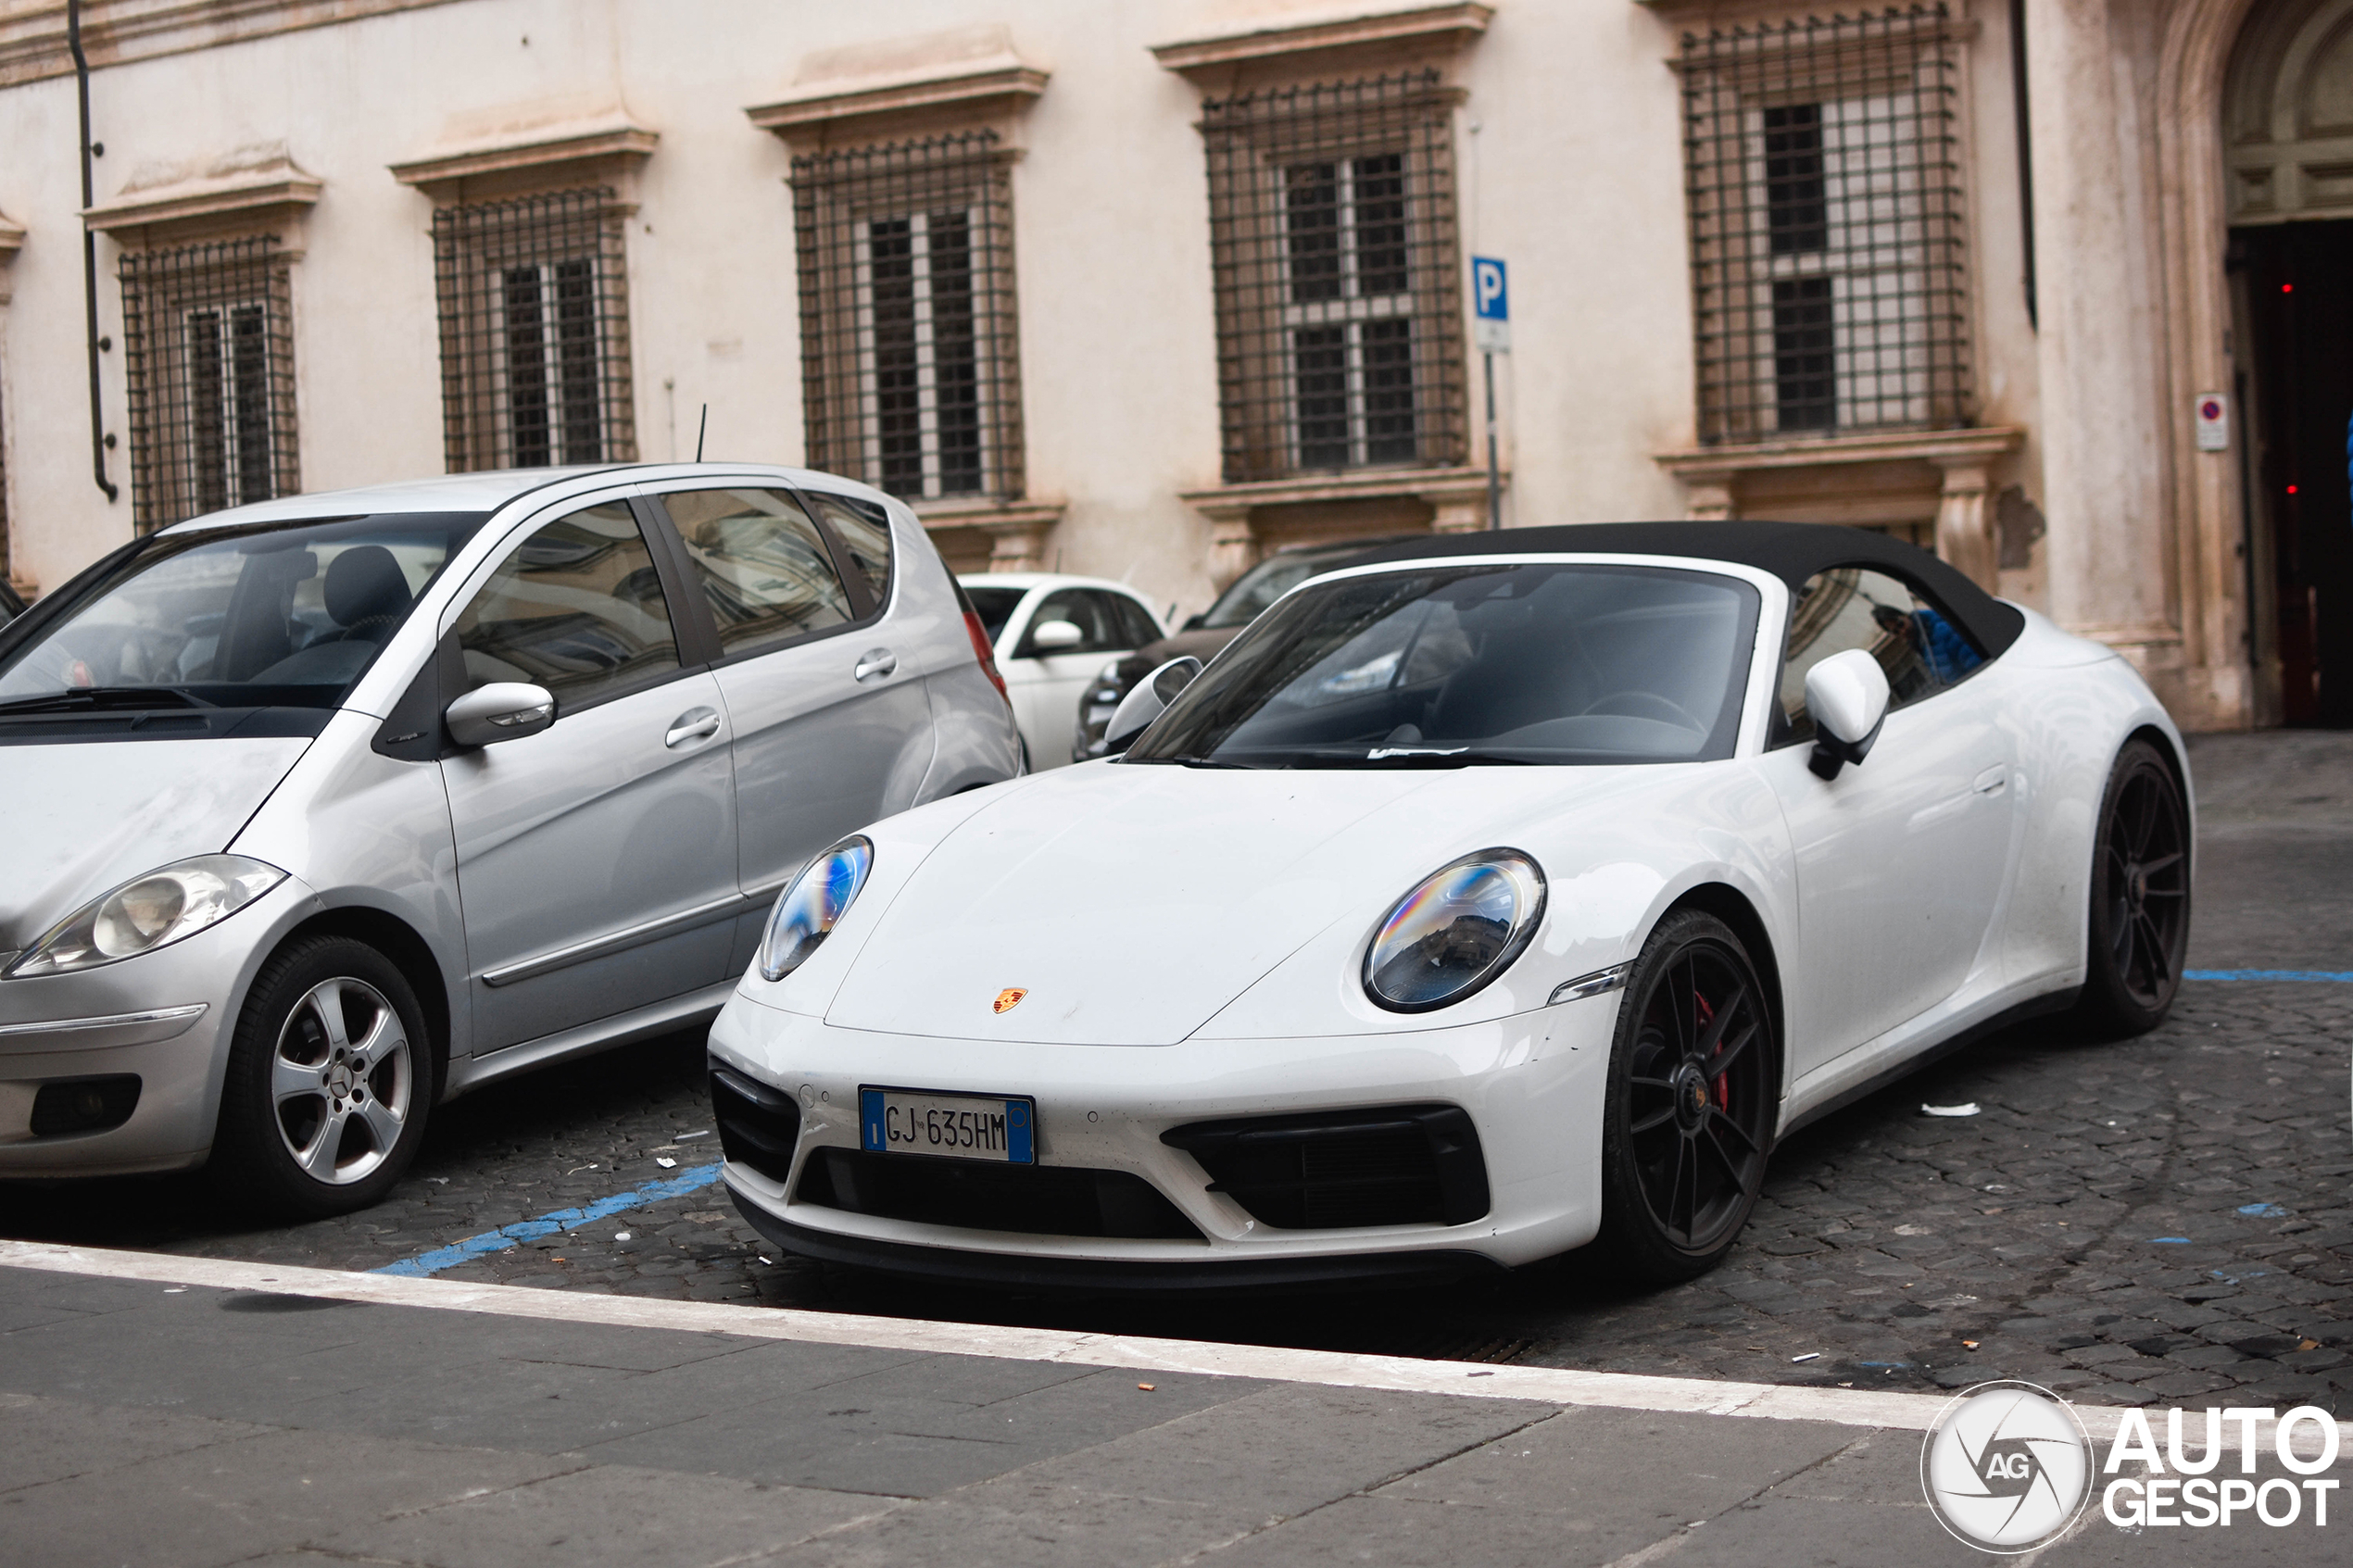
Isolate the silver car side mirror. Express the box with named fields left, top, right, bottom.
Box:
left=1104, top=656, right=1202, bottom=755
left=1805, top=649, right=1892, bottom=780
left=1028, top=619, right=1084, bottom=652
left=446, top=682, right=555, bottom=749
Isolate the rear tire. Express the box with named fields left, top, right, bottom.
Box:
left=1592, top=909, right=1777, bottom=1285
left=213, top=935, right=434, bottom=1219
left=2072, top=739, right=2191, bottom=1037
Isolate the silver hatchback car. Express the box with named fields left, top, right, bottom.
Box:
left=0, top=464, right=1020, bottom=1213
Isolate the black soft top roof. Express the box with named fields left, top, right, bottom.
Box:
left=1340, top=521, right=2025, bottom=658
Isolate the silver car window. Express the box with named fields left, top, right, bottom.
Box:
left=452, top=503, right=681, bottom=709
left=660, top=487, right=853, bottom=656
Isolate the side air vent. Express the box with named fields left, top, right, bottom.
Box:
left=794, top=1148, right=1202, bottom=1241
left=709, top=1065, right=801, bottom=1184
left=1162, top=1104, right=1490, bottom=1229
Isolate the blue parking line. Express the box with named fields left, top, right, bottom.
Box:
left=2184, top=969, right=2353, bottom=982
left=371, top=1161, right=726, bottom=1277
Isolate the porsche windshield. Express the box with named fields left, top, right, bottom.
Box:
left=1126, top=562, right=1760, bottom=769
left=0, top=512, right=487, bottom=714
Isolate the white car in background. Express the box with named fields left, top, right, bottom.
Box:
left=959, top=574, right=1166, bottom=770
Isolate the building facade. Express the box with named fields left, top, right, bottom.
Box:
left=0, top=0, right=2345, bottom=729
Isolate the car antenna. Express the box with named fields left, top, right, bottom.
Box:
left=695, top=404, right=709, bottom=462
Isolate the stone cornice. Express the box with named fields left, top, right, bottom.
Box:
left=0, top=209, right=23, bottom=257
left=82, top=160, right=320, bottom=234
left=1655, top=426, right=2024, bottom=482
left=747, top=25, right=1048, bottom=148
left=910, top=496, right=1065, bottom=533
left=747, top=67, right=1048, bottom=140
left=388, top=123, right=658, bottom=194
left=1151, top=3, right=1492, bottom=85
left=1179, top=463, right=1498, bottom=518
left=0, top=0, right=466, bottom=89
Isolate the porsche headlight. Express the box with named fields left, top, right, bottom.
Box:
left=1363, top=849, right=1547, bottom=1012
left=759, top=836, right=874, bottom=982
left=6, top=855, right=287, bottom=979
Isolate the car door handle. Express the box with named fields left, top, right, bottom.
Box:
left=1973, top=765, right=2008, bottom=796
left=853, top=648, right=898, bottom=682
left=665, top=708, right=722, bottom=748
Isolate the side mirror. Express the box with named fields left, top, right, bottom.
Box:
left=1804, top=649, right=1891, bottom=780
left=446, top=682, right=555, bottom=748
left=1028, top=619, right=1084, bottom=652
left=1104, top=656, right=1202, bottom=754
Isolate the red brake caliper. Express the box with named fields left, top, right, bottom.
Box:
left=1694, top=991, right=1730, bottom=1112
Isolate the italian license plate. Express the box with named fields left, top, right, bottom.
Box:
left=860, top=1086, right=1036, bottom=1164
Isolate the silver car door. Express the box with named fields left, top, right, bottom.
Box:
left=1760, top=567, right=2017, bottom=1076
left=648, top=485, right=933, bottom=939
left=439, top=499, right=739, bottom=1053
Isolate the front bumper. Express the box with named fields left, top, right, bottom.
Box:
left=0, top=878, right=315, bottom=1176
left=706, top=983, right=1620, bottom=1283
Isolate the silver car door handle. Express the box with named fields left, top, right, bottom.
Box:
left=853, top=648, right=898, bottom=682
left=1973, top=765, right=2008, bottom=796
left=665, top=709, right=723, bottom=748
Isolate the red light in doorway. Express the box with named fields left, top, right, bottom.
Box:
left=2282, top=282, right=2295, bottom=293
left=2287, top=484, right=2299, bottom=495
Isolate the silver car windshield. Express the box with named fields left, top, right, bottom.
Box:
left=0, top=512, right=488, bottom=714
left=1126, top=562, right=1761, bottom=769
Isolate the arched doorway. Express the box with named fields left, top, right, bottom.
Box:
left=2228, top=0, right=2353, bottom=725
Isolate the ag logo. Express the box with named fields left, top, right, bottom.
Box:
left=1921, top=1381, right=2093, bottom=1553
left=992, top=987, right=1027, bottom=1014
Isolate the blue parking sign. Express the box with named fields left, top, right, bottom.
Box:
left=1472, top=257, right=1509, bottom=352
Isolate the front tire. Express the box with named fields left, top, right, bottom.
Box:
left=2073, top=739, right=2191, bottom=1036
left=1593, top=909, right=1777, bottom=1284
left=214, top=936, right=434, bottom=1218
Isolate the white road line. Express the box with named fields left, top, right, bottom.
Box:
left=1, top=1238, right=2336, bottom=1452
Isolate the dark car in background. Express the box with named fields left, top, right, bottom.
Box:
left=1072, top=534, right=1424, bottom=759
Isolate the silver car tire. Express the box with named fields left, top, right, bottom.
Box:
left=215, top=935, right=434, bottom=1218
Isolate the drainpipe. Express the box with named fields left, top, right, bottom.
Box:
left=69, top=0, right=119, bottom=503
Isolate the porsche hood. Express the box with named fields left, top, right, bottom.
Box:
left=823, top=762, right=1586, bottom=1046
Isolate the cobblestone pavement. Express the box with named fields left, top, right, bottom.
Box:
left=5, top=733, right=2347, bottom=1412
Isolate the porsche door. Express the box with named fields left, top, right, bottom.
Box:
left=1761, top=567, right=2018, bottom=1073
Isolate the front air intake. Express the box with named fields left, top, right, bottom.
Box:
left=794, top=1148, right=1202, bottom=1240
left=1162, top=1104, right=1490, bottom=1229
left=709, top=1065, right=801, bottom=1184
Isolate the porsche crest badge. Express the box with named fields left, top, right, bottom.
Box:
left=992, top=987, right=1027, bottom=1014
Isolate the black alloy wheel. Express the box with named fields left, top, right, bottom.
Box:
left=2075, top=739, right=2191, bottom=1035
left=1594, top=909, right=1777, bottom=1284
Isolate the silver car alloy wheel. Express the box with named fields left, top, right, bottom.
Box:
left=271, top=976, right=411, bottom=1185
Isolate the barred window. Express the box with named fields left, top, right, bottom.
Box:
left=792, top=133, right=1024, bottom=503
left=1200, top=72, right=1466, bottom=485
left=1679, top=6, right=1969, bottom=443
left=433, top=188, right=635, bottom=472
left=119, top=237, right=298, bottom=532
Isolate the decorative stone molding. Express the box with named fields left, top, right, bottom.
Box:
left=911, top=496, right=1066, bottom=574
left=0, top=209, right=22, bottom=304
left=389, top=106, right=656, bottom=205
left=1655, top=427, right=2024, bottom=588
left=1179, top=465, right=1501, bottom=588
left=82, top=145, right=321, bottom=247
left=1151, top=3, right=1492, bottom=89
left=0, top=0, right=468, bottom=90
left=747, top=24, right=1048, bottom=151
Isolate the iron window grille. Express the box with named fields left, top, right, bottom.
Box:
left=1200, top=71, right=1466, bottom=485
left=1678, top=6, right=1970, bottom=444
left=792, top=132, right=1025, bottom=504
left=432, top=187, right=635, bottom=472
left=119, top=236, right=298, bottom=533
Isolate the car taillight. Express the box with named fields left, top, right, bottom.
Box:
left=963, top=608, right=1011, bottom=704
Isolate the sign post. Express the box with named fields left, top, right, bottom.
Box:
left=1472, top=257, right=1509, bottom=531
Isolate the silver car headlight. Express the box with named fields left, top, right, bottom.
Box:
left=6, top=855, right=287, bottom=979
left=1363, top=849, right=1547, bottom=1012
left=759, top=836, right=874, bottom=982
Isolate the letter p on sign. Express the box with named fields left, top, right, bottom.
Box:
left=1473, top=257, right=1509, bottom=352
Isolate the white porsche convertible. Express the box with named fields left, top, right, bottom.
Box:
left=707, top=523, right=2191, bottom=1289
